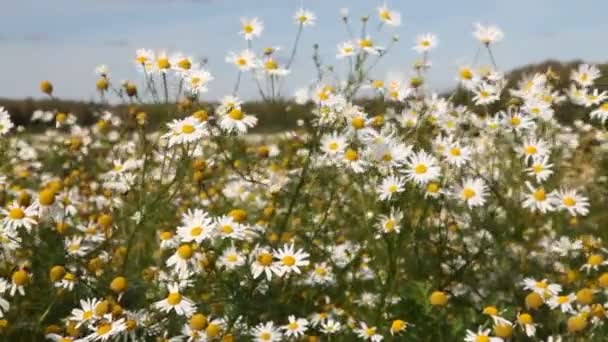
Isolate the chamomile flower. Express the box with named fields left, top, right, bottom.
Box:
left=465, top=327, right=503, bottom=342
left=226, top=50, right=259, bottom=71
left=240, top=18, right=264, bottom=40
left=281, top=315, right=309, bottom=338
left=456, top=177, right=488, bottom=208
left=502, top=111, right=535, bottom=133
left=571, top=64, right=600, bottom=87
left=522, top=278, right=562, bottom=297
left=473, top=23, right=504, bottom=45
left=515, top=313, right=536, bottom=337
left=307, top=262, right=335, bottom=285
left=580, top=253, right=608, bottom=273
left=215, top=215, right=246, bottom=240
left=176, top=209, right=215, bottom=244
left=473, top=83, right=500, bottom=105
left=251, top=321, right=282, bottom=342
left=219, top=107, right=258, bottom=134
left=85, top=315, right=127, bottom=341
left=377, top=4, right=401, bottom=27
left=413, top=33, right=438, bottom=53
left=443, top=142, right=471, bottom=167
left=358, top=37, right=382, bottom=55
left=273, top=243, right=310, bottom=276
left=166, top=244, right=199, bottom=276
left=294, top=8, right=316, bottom=26
left=403, top=150, right=441, bottom=185
left=376, top=208, right=403, bottom=234
left=337, top=41, right=357, bottom=59
left=218, top=246, right=246, bottom=270
left=154, top=283, right=196, bottom=316
left=70, top=297, right=101, bottom=327
left=378, top=175, right=406, bottom=201
left=520, top=137, right=549, bottom=162
left=65, top=236, right=90, bottom=257
left=321, top=132, right=347, bottom=156
left=0, top=108, right=14, bottom=136
left=183, top=69, right=213, bottom=94
left=526, top=155, right=554, bottom=182
left=590, top=103, right=608, bottom=123
left=522, top=182, right=554, bottom=213
left=321, top=319, right=342, bottom=334
left=551, top=188, right=589, bottom=216
left=354, top=321, right=383, bottom=342
left=163, top=117, right=207, bottom=147
left=547, top=293, right=576, bottom=313
left=2, top=201, right=37, bottom=232
left=251, top=247, right=276, bottom=281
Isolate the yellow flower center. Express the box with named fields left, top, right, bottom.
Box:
left=264, top=59, right=278, bottom=71
left=243, top=24, right=254, bottom=34
left=257, top=252, right=273, bottom=266
left=462, top=188, right=476, bottom=199
left=227, top=254, right=238, bottom=262
left=385, top=220, right=396, bottom=232
left=359, top=39, right=373, bottom=48
left=533, top=189, right=546, bottom=201
left=181, top=124, right=195, bottom=134
left=388, top=185, right=398, bottom=193
left=449, top=148, right=461, bottom=156
left=459, top=68, right=473, bottom=80
left=366, top=327, right=376, bottom=336
left=178, top=59, right=191, bottom=70
left=160, top=231, right=173, bottom=240
left=288, top=322, right=298, bottom=330
left=563, top=196, right=576, bottom=207
left=83, top=310, right=93, bottom=320
left=96, top=323, right=112, bottom=336
left=228, top=109, right=244, bottom=121
left=157, top=58, right=171, bottom=69
left=328, top=142, right=339, bottom=151
left=282, top=255, right=296, bottom=266
left=588, top=254, right=604, bottom=266
left=260, top=332, right=271, bottom=340
left=525, top=146, right=537, bottom=155
left=518, top=313, right=533, bottom=325
left=352, top=117, right=365, bottom=129
left=177, top=245, right=193, bottom=259
left=167, top=292, right=182, bottom=305
left=12, top=270, right=27, bottom=285
left=476, top=336, right=489, bottom=342
left=510, top=117, right=521, bottom=126
left=221, top=225, right=234, bottom=234
left=8, top=207, right=25, bottom=220
left=190, top=226, right=203, bottom=236
left=345, top=149, right=359, bottom=161
left=414, top=164, right=427, bottom=174
left=315, top=267, right=327, bottom=276
left=427, top=183, right=440, bottom=193
left=236, top=58, right=248, bottom=66
left=206, top=323, right=221, bottom=338
left=532, top=164, right=544, bottom=173
left=557, top=295, right=570, bottom=304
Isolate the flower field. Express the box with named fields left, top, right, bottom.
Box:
left=1, top=3, right=608, bottom=342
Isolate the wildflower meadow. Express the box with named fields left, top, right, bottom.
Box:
left=1, top=3, right=608, bottom=342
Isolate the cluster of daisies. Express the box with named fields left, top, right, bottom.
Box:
left=0, top=2, right=607, bottom=341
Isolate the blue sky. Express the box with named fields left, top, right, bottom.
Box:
left=1, top=0, right=607, bottom=101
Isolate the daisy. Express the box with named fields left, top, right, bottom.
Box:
left=525, top=155, right=554, bottom=183
left=281, top=315, right=309, bottom=338
left=354, top=321, right=383, bottom=342
left=582, top=88, right=608, bottom=107
left=85, top=315, right=127, bottom=341
left=337, top=41, right=357, bottom=59
left=413, top=33, right=438, bottom=53
left=501, top=111, right=535, bottom=133
left=154, top=283, right=196, bottom=316
left=320, top=132, right=347, bottom=157
left=64, top=236, right=90, bottom=257
left=251, top=247, right=276, bottom=281
left=473, top=23, right=504, bottom=45
left=376, top=208, right=403, bottom=234
left=443, top=142, right=471, bottom=167
left=273, top=243, right=310, bottom=276
left=183, top=69, right=213, bottom=94
left=307, top=262, right=335, bottom=285
left=580, top=253, right=608, bottom=273
left=342, top=148, right=368, bottom=173
left=171, top=53, right=197, bottom=73
left=473, top=83, right=500, bottom=105
left=218, top=246, right=246, bottom=270
left=294, top=8, right=316, bottom=26
left=0, top=108, right=14, bottom=136
left=251, top=321, right=282, bottom=342
left=70, top=298, right=101, bottom=327
left=215, top=215, right=246, bottom=240
left=522, top=278, right=562, bottom=297
left=551, top=188, right=589, bottom=216
left=219, top=107, right=258, bottom=134
left=262, top=57, right=290, bottom=76
left=1, top=201, right=37, bottom=232
left=166, top=244, right=198, bottom=276
left=456, top=177, right=488, bottom=208
left=515, top=313, right=536, bottom=337
left=320, top=318, right=342, bottom=335
left=377, top=4, right=401, bottom=27
left=163, top=117, right=207, bottom=147
left=226, top=50, right=259, bottom=71
left=378, top=175, right=406, bottom=201
left=571, top=64, right=600, bottom=87
left=154, top=51, right=172, bottom=73
left=240, top=18, right=264, bottom=40
left=358, top=37, right=382, bottom=55
left=520, top=137, right=549, bottom=162
left=465, top=327, right=503, bottom=342
left=176, top=209, right=215, bottom=244
left=403, top=150, right=441, bottom=185
left=547, top=293, right=576, bottom=313
left=522, top=182, right=555, bottom=213
left=590, top=103, right=608, bottom=123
